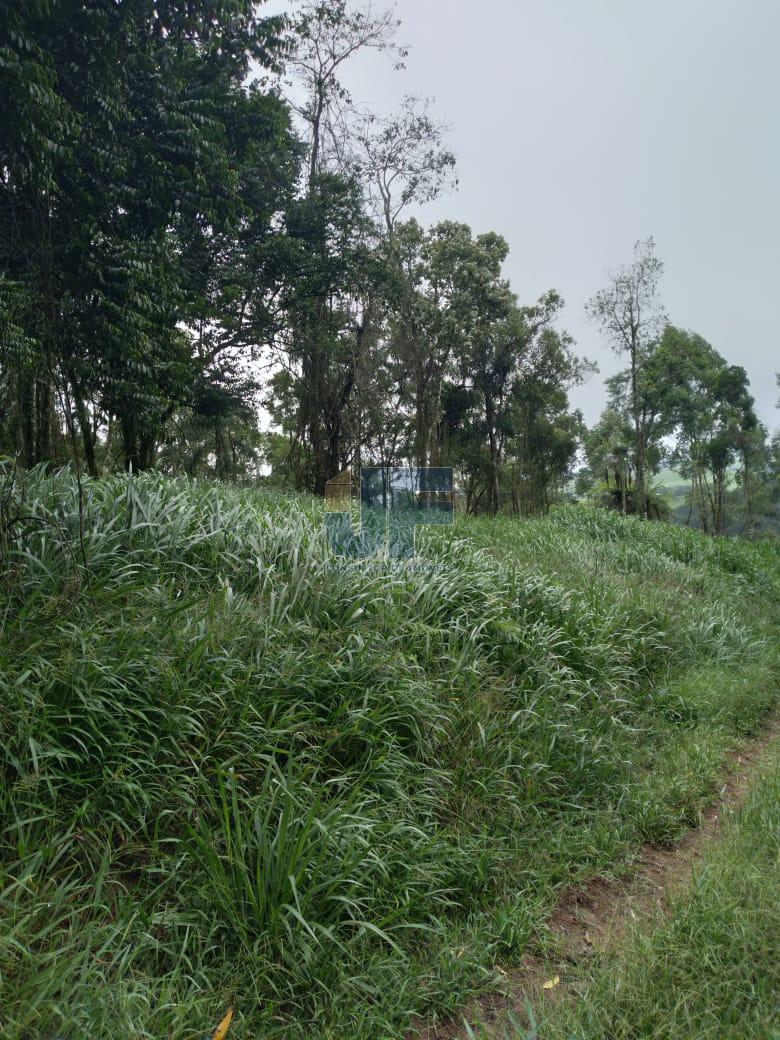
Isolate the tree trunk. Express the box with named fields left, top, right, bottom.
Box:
left=139, top=432, right=156, bottom=470
left=71, top=380, right=98, bottom=476
left=17, top=370, right=36, bottom=467
left=742, top=448, right=754, bottom=538
left=414, top=363, right=429, bottom=470
left=629, top=344, right=648, bottom=518
left=486, top=400, right=500, bottom=515
left=34, top=375, right=54, bottom=463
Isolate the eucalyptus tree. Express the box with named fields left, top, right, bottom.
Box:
left=730, top=421, right=774, bottom=537
left=451, top=289, right=586, bottom=516
left=276, top=174, right=391, bottom=493
left=444, top=229, right=515, bottom=513
left=770, top=432, right=780, bottom=506
left=283, top=0, right=405, bottom=188
left=406, top=228, right=584, bottom=515
left=387, top=220, right=495, bottom=472
left=174, top=77, right=301, bottom=477
left=587, top=238, right=666, bottom=517
left=274, top=1, right=401, bottom=490
left=353, top=96, right=457, bottom=237
left=275, top=2, right=458, bottom=489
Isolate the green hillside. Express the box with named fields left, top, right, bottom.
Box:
left=1, top=470, right=779, bottom=1039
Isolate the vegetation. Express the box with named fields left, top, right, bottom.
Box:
left=0, top=0, right=585, bottom=510
left=538, top=739, right=780, bottom=1040
left=1, top=2, right=779, bottom=1036
left=2, top=1, right=774, bottom=528
left=580, top=243, right=776, bottom=534
left=1, top=467, right=778, bottom=1038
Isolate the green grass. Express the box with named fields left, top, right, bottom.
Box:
left=0, top=466, right=778, bottom=1038
left=535, top=738, right=780, bottom=1040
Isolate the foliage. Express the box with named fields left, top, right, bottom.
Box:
left=1, top=0, right=594, bottom=511
left=539, top=745, right=780, bottom=1040
left=0, top=468, right=777, bottom=1037
left=0, top=0, right=296, bottom=473
left=586, top=238, right=666, bottom=517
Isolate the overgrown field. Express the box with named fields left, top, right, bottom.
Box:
left=1, top=469, right=778, bottom=1039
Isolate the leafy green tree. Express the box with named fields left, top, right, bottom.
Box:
left=579, top=408, right=634, bottom=512
left=276, top=173, right=391, bottom=492
left=507, top=311, right=591, bottom=515
left=650, top=327, right=758, bottom=534
left=268, top=0, right=410, bottom=492
left=405, top=230, right=585, bottom=515
left=0, top=0, right=292, bottom=472
left=390, top=221, right=512, bottom=477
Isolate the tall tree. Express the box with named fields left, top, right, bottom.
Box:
left=277, top=174, right=389, bottom=492
left=579, top=408, right=636, bottom=515
left=507, top=307, right=591, bottom=516
left=649, top=327, right=758, bottom=535
left=283, top=0, right=404, bottom=190
left=354, top=96, right=456, bottom=237
left=274, top=0, right=404, bottom=491
left=587, top=238, right=666, bottom=518
left=0, top=0, right=293, bottom=472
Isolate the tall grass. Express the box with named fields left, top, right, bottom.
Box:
left=0, top=465, right=778, bottom=1038
left=538, top=740, right=780, bottom=1040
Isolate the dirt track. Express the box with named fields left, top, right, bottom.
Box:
left=410, top=715, right=780, bottom=1040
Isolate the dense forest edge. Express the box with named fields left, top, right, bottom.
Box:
left=2, top=1, right=779, bottom=534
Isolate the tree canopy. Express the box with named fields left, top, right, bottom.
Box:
left=1, top=1, right=776, bottom=531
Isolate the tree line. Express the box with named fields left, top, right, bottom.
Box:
left=1, top=0, right=778, bottom=533
left=580, top=239, right=779, bottom=535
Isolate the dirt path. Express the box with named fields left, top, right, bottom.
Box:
left=409, top=715, right=780, bottom=1040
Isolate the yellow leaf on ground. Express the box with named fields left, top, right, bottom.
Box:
left=213, top=1008, right=234, bottom=1040
left=542, top=975, right=561, bottom=990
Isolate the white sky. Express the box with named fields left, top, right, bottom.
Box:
left=264, top=0, right=780, bottom=431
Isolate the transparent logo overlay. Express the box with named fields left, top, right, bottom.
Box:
left=325, top=467, right=454, bottom=559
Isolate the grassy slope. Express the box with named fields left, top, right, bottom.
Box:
left=0, top=470, right=778, bottom=1039
left=538, top=735, right=780, bottom=1040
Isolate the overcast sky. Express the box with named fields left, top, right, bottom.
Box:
left=269, top=0, right=780, bottom=430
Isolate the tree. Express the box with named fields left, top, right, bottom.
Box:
left=276, top=173, right=390, bottom=492
left=283, top=0, right=405, bottom=190
left=0, top=0, right=295, bottom=473
left=402, top=228, right=585, bottom=516
left=270, top=1, right=402, bottom=491
left=586, top=238, right=666, bottom=518
left=2, top=0, right=598, bottom=509
left=579, top=408, right=635, bottom=515
left=275, top=3, right=458, bottom=490
left=354, top=96, right=456, bottom=237
left=507, top=309, right=591, bottom=515
left=649, top=327, right=758, bottom=535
